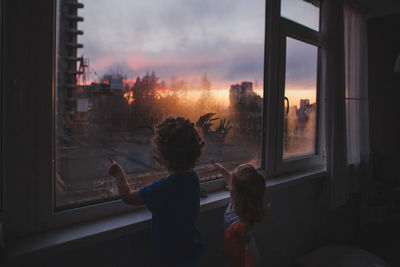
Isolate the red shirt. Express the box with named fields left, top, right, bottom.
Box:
left=222, top=203, right=259, bottom=267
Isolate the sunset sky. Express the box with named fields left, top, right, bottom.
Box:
left=76, top=0, right=319, bottom=106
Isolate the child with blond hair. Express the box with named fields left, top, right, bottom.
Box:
left=210, top=161, right=266, bottom=267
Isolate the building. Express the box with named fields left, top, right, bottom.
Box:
left=56, top=0, right=85, bottom=145
left=295, top=98, right=316, bottom=124
left=229, top=82, right=263, bottom=137
left=229, top=81, right=258, bottom=108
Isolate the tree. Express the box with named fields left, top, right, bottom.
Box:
left=197, top=73, right=213, bottom=114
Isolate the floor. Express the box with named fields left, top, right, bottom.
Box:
left=355, top=219, right=400, bottom=267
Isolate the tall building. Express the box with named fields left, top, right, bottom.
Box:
left=229, top=81, right=263, bottom=137
left=295, top=98, right=315, bottom=124
left=57, top=0, right=84, bottom=144
left=229, top=81, right=255, bottom=107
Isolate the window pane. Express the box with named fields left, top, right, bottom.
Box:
left=281, top=0, right=320, bottom=31
left=283, top=37, right=318, bottom=160
left=55, top=0, right=265, bottom=209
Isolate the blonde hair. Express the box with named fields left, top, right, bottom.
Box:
left=231, top=164, right=266, bottom=225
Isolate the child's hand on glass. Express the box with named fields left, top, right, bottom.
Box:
left=209, top=160, right=231, bottom=185
left=108, top=156, right=125, bottom=178
left=209, top=160, right=226, bottom=174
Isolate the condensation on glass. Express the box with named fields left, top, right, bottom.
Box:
left=55, top=0, right=265, bottom=209
left=283, top=37, right=318, bottom=160
left=281, top=0, right=320, bottom=31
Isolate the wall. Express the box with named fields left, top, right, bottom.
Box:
left=27, top=177, right=358, bottom=267
left=368, top=14, right=400, bottom=189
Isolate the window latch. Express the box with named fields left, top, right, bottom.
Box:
left=284, top=97, right=289, bottom=114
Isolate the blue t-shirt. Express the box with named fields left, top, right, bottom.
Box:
left=139, top=170, right=203, bottom=263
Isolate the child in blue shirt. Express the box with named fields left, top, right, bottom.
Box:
left=109, top=117, right=205, bottom=267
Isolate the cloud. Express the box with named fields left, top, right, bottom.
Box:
left=285, top=37, right=318, bottom=88
left=221, top=43, right=264, bottom=82
left=76, top=0, right=319, bottom=91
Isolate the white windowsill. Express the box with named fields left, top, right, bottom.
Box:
left=6, top=168, right=326, bottom=264
left=266, top=167, right=327, bottom=192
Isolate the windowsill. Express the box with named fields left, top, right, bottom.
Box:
left=6, top=168, right=326, bottom=264
left=266, top=167, right=327, bottom=192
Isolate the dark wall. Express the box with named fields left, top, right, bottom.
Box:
left=368, top=14, right=400, bottom=188
left=29, top=178, right=358, bottom=267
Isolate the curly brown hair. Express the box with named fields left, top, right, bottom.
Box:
left=152, top=117, right=205, bottom=173
left=231, top=164, right=266, bottom=225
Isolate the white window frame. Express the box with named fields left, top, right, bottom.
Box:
left=265, top=0, right=326, bottom=177
left=3, top=0, right=328, bottom=237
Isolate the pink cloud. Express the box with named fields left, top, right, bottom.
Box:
left=126, top=52, right=226, bottom=70
left=90, top=57, right=115, bottom=70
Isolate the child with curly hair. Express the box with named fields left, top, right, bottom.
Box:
left=210, top=161, right=266, bottom=267
left=109, top=117, right=205, bottom=267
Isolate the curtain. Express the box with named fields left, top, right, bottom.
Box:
left=344, top=2, right=370, bottom=167
left=344, top=2, right=372, bottom=226
left=322, top=0, right=348, bottom=208
left=324, top=1, right=370, bottom=209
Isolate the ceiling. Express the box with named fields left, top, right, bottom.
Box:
left=352, top=0, right=400, bottom=17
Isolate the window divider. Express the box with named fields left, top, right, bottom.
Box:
left=264, top=0, right=281, bottom=176
left=280, top=17, right=322, bottom=46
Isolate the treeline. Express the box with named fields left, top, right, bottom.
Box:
left=88, top=72, right=223, bottom=135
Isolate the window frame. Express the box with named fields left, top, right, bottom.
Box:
left=4, top=0, right=328, bottom=237
left=30, top=0, right=270, bottom=234
left=265, top=0, right=326, bottom=176
left=275, top=19, right=324, bottom=174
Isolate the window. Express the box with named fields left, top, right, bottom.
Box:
left=270, top=0, right=324, bottom=174
left=5, top=0, right=328, bottom=235
left=55, top=0, right=266, bottom=209
left=54, top=0, right=325, bottom=210
left=281, top=0, right=320, bottom=31
left=282, top=37, right=318, bottom=160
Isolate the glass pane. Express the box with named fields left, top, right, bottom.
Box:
left=281, top=0, right=320, bottom=31
left=55, top=0, right=265, bottom=209
left=283, top=37, right=318, bottom=159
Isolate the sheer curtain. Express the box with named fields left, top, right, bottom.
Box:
left=323, top=1, right=370, bottom=208
left=343, top=2, right=371, bottom=225
left=344, top=2, right=370, bottom=167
